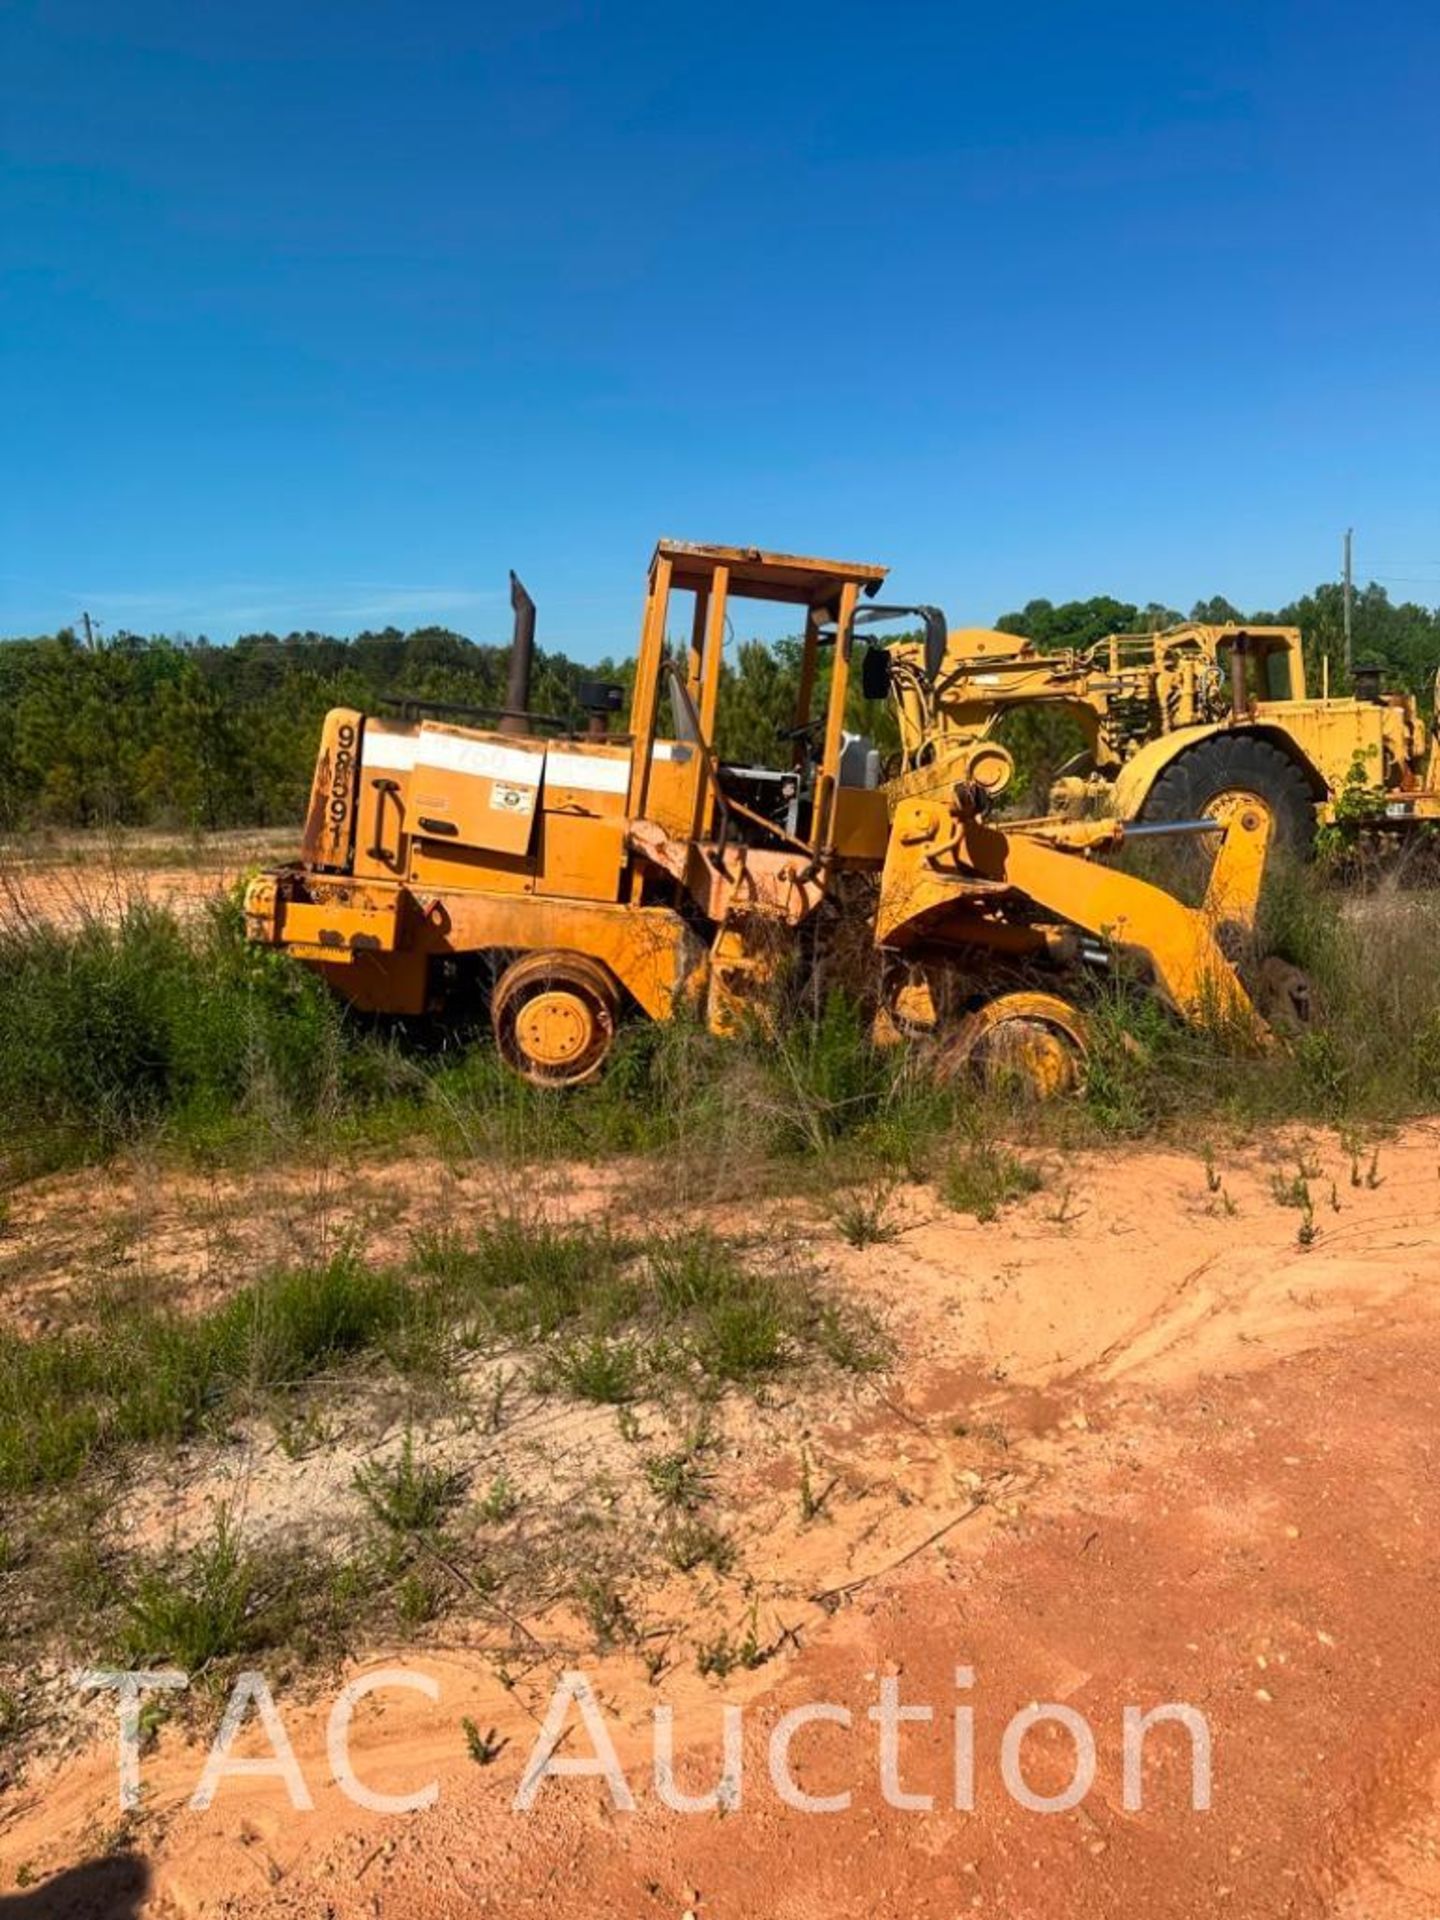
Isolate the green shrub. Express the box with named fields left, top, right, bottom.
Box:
left=693, top=1288, right=788, bottom=1382
left=650, top=1231, right=749, bottom=1314
left=543, top=1334, right=645, bottom=1404
left=643, top=1445, right=708, bottom=1510
left=829, top=1181, right=901, bottom=1247
left=204, top=1254, right=409, bottom=1390
left=664, top=1519, right=734, bottom=1576
left=0, top=1333, right=103, bottom=1491
left=430, top=1219, right=641, bottom=1340
left=765, top=993, right=893, bottom=1153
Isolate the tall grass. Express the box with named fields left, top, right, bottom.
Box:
left=0, top=895, right=947, bottom=1179
left=1069, top=865, right=1440, bottom=1135
left=1255, top=865, right=1440, bottom=1119
left=0, top=895, right=376, bottom=1175
left=1, top=866, right=1438, bottom=1182
left=0, top=1253, right=410, bottom=1492
left=119, top=1510, right=261, bottom=1670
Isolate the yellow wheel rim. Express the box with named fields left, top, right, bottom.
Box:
left=513, top=989, right=597, bottom=1071
left=1203, top=787, right=1267, bottom=828
left=493, top=953, right=619, bottom=1086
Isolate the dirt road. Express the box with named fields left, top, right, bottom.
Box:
left=4, top=1126, right=1440, bottom=1917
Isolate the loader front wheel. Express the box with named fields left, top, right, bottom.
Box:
left=936, top=991, right=1089, bottom=1100
left=492, top=951, right=619, bottom=1087
left=1137, top=735, right=1318, bottom=855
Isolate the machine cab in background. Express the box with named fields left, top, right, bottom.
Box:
left=1213, top=627, right=1308, bottom=707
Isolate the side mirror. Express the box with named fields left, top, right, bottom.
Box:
left=860, top=647, right=893, bottom=702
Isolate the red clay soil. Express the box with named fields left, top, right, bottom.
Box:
left=6, top=1310, right=1440, bottom=1917
left=308, top=1328, right=1440, bottom=1919
left=6, top=1128, right=1440, bottom=1919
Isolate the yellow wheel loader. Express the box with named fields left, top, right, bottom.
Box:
left=246, top=542, right=1278, bottom=1093
left=882, top=619, right=1440, bottom=854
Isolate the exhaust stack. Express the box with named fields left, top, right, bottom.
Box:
left=500, top=571, right=536, bottom=737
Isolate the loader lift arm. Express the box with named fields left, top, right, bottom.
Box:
left=878, top=795, right=1274, bottom=1042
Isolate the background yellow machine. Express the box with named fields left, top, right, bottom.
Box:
left=881, top=619, right=1440, bottom=851
left=246, top=541, right=1276, bottom=1091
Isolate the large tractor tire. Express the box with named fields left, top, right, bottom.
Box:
left=491, top=950, right=619, bottom=1086
left=933, top=990, right=1089, bottom=1100
left=1136, top=734, right=1318, bottom=856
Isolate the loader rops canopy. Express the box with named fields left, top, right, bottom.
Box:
left=650, top=540, right=888, bottom=610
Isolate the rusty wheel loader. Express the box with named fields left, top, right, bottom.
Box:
left=883, top=619, right=1440, bottom=854
left=245, top=542, right=1279, bottom=1094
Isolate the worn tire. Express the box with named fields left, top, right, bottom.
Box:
left=932, top=991, right=1089, bottom=1100
left=1137, top=734, right=1318, bottom=856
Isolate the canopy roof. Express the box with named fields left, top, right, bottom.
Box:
left=652, top=539, right=887, bottom=609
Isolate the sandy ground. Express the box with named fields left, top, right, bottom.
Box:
left=3, top=1121, right=1440, bottom=1916
left=0, top=831, right=295, bottom=929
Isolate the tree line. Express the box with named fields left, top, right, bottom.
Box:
left=0, top=579, right=1433, bottom=833
left=0, top=626, right=618, bottom=832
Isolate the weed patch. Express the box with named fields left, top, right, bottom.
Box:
left=574, top=1574, right=636, bottom=1650
left=692, top=1289, right=788, bottom=1383
left=355, top=1432, right=465, bottom=1535
left=644, top=1444, right=710, bottom=1511
left=942, top=1142, right=1044, bottom=1221
left=5, top=862, right=1440, bottom=1187
left=829, top=1181, right=901, bottom=1248
left=0, top=1252, right=408, bottom=1494
left=0, top=899, right=379, bottom=1177
left=695, top=1609, right=766, bottom=1678
left=664, top=1519, right=735, bottom=1576
left=118, top=1512, right=262, bottom=1671
left=542, top=1334, right=645, bottom=1404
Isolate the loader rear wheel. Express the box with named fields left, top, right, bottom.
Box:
left=1137, top=735, right=1317, bottom=855
left=492, top=951, right=618, bottom=1087
left=936, top=991, right=1089, bottom=1100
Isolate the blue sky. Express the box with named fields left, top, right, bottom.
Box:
left=3, top=0, right=1438, bottom=656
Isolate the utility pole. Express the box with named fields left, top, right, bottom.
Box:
left=81, top=610, right=95, bottom=651
left=1342, top=528, right=1353, bottom=673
